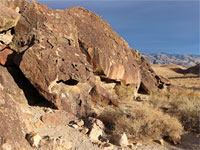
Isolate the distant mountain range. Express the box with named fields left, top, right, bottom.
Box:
left=142, top=53, right=200, bottom=68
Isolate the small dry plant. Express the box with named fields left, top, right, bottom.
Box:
left=149, top=89, right=200, bottom=132
left=114, top=84, right=135, bottom=101
left=98, top=104, right=183, bottom=143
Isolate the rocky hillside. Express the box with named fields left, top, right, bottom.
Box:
left=142, top=53, right=200, bottom=68
left=184, top=63, right=200, bottom=75
left=0, top=0, right=188, bottom=150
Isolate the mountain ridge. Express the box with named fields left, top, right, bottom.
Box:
left=142, top=52, right=200, bottom=68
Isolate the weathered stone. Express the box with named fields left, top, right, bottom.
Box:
left=89, top=123, right=103, bottom=142
left=41, top=110, right=77, bottom=126
left=1, top=0, right=167, bottom=119
left=81, top=128, right=89, bottom=135
left=77, top=119, right=84, bottom=127
left=68, top=7, right=141, bottom=85
left=0, top=5, right=20, bottom=32
left=0, top=0, right=141, bottom=116
left=0, top=88, right=30, bottom=149
left=0, top=45, right=15, bottom=66
left=87, top=117, right=105, bottom=142
left=0, top=5, right=20, bottom=44
left=26, top=132, right=42, bottom=148
left=119, top=133, right=128, bottom=147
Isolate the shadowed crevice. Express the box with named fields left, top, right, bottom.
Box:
left=6, top=66, right=53, bottom=107
left=138, top=82, right=149, bottom=94
left=56, top=78, right=79, bottom=86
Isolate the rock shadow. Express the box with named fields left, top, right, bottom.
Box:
left=170, top=67, right=185, bottom=74
left=6, top=66, right=54, bottom=108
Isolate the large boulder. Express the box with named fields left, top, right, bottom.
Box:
left=0, top=0, right=167, bottom=117
left=0, top=88, right=30, bottom=150
left=1, top=0, right=140, bottom=116
left=67, top=7, right=141, bottom=85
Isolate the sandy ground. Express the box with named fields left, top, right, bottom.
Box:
left=152, top=64, right=200, bottom=89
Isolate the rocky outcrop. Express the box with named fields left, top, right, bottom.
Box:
left=0, top=88, right=30, bottom=150
left=0, top=0, right=168, bottom=117
left=132, top=50, right=170, bottom=94
left=184, top=63, right=200, bottom=75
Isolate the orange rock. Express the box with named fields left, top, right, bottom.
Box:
left=81, top=128, right=89, bottom=135
left=0, top=45, right=14, bottom=66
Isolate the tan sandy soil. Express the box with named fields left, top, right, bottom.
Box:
left=152, top=64, right=200, bottom=89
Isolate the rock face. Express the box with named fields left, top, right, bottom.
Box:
left=0, top=88, right=29, bottom=150
left=0, top=65, right=49, bottom=105
left=132, top=50, right=170, bottom=94
left=0, top=0, right=168, bottom=117
left=0, top=4, right=20, bottom=44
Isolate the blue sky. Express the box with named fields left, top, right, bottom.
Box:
left=35, top=0, right=199, bottom=54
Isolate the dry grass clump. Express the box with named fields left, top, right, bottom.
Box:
left=149, top=89, right=200, bottom=132
left=114, top=84, right=135, bottom=101
left=98, top=104, right=183, bottom=143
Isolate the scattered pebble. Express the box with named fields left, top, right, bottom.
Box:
left=26, top=132, right=42, bottom=147
left=81, top=128, right=89, bottom=135
left=71, top=124, right=79, bottom=129
left=77, top=119, right=84, bottom=127
left=119, top=133, right=128, bottom=147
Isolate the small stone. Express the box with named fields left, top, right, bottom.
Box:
left=71, top=124, right=78, bottom=129
left=0, top=45, right=14, bottom=66
left=15, top=7, right=20, bottom=13
left=81, top=128, right=89, bottom=135
left=89, top=124, right=103, bottom=142
left=119, top=133, right=128, bottom=147
left=77, top=119, right=84, bottom=127
left=26, top=132, right=42, bottom=148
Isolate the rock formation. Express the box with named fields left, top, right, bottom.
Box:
left=0, top=0, right=171, bottom=148
left=0, top=0, right=169, bottom=116
left=184, top=63, right=200, bottom=75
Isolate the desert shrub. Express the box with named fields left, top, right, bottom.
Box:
left=149, top=89, right=200, bottom=132
left=114, top=84, right=135, bottom=101
left=169, top=96, right=200, bottom=132
left=98, top=104, right=183, bottom=143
